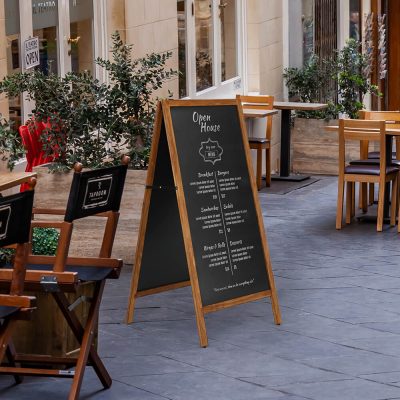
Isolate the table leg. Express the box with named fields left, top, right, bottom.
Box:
left=272, top=109, right=310, bottom=182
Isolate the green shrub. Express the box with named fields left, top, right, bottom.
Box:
left=32, top=227, right=60, bottom=256
left=0, top=227, right=59, bottom=266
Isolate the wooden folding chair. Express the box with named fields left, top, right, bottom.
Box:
left=357, top=111, right=400, bottom=207
left=336, top=119, right=399, bottom=231
left=236, top=94, right=274, bottom=190
left=0, top=180, right=36, bottom=382
left=0, top=157, right=129, bottom=400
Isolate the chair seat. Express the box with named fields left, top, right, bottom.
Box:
left=345, top=164, right=399, bottom=175
left=248, top=137, right=270, bottom=144
left=26, top=264, right=114, bottom=282
left=0, top=306, right=19, bottom=319
left=350, top=159, right=400, bottom=167
left=368, top=151, right=397, bottom=159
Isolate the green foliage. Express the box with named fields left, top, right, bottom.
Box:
left=0, top=31, right=177, bottom=171
left=283, top=39, right=380, bottom=120
left=283, top=55, right=337, bottom=119
left=95, top=32, right=177, bottom=168
left=32, top=227, right=60, bottom=256
left=0, top=227, right=59, bottom=266
left=334, top=38, right=380, bottom=119
left=0, top=116, right=24, bottom=171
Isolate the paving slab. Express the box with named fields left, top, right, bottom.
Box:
left=3, top=175, right=400, bottom=399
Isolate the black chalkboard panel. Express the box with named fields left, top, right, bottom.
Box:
left=170, top=105, right=270, bottom=306
left=138, top=121, right=189, bottom=291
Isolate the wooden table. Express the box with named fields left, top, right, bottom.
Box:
left=273, top=102, right=328, bottom=181
left=0, top=171, right=37, bottom=192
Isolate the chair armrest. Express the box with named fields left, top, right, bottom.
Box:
left=28, top=254, right=122, bottom=269
left=0, top=267, right=78, bottom=285
left=0, top=294, right=36, bottom=308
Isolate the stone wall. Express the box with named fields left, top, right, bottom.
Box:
left=246, top=0, right=284, bottom=175
left=124, top=0, right=179, bottom=99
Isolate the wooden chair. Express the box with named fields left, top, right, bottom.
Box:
left=0, top=181, right=36, bottom=382
left=336, top=119, right=399, bottom=231
left=357, top=111, right=400, bottom=206
left=236, top=95, right=274, bottom=190
left=0, top=157, right=129, bottom=400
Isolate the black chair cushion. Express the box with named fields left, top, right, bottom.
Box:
left=345, top=164, right=399, bottom=175
left=248, top=137, right=270, bottom=144
left=0, top=306, right=18, bottom=319
left=350, top=159, right=400, bottom=167
left=368, top=151, right=397, bottom=159
left=26, top=264, right=114, bottom=282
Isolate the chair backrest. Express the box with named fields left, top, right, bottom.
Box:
left=236, top=94, right=274, bottom=140
left=338, top=118, right=386, bottom=175
left=64, top=158, right=129, bottom=223
left=0, top=182, right=35, bottom=296
left=359, top=110, right=400, bottom=156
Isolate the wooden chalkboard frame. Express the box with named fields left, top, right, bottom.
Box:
left=126, top=99, right=281, bottom=347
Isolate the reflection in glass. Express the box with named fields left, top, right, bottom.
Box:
left=195, top=0, right=213, bottom=92
left=32, top=0, right=59, bottom=75
left=177, top=0, right=187, bottom=98
left=5, top=0, right=21, bottom=127
left=302, top=0, right=314, bottom=65
left=350, top=0, right=361, bottom=41
left=220, top=0, right=237, bottom=82
left=69, top=0, right=94, bottom=74
left=33, top=27, right=59, bottom=75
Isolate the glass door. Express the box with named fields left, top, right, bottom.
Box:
left=68, top=0, right=94, bottom=74
left=32, top=0, right=59, bottom=75
left=178, top=0, right=244, bottom=99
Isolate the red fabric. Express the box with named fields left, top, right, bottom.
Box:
left=18, top=122, right=55, bottom=191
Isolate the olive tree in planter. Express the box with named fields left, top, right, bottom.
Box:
left=283, top=39, right=380, bottom=175
left=0, top=31, right=177, bottom=172
left=0, top=31, right=177, bottom=262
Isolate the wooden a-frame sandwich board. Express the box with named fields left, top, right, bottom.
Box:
left=126, top=99, right=281, bottom=347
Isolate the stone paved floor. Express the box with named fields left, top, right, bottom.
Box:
left=3, top=176, right=400, bottom=399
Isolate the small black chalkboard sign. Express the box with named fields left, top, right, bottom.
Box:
left=127, top=100, right=281, bottom=347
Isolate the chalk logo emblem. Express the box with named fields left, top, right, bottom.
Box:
left=83, top=175, right=113, bottom=210
left=0, top=205, right=11, bottom=240
left=199, top=138, right=223, bottom=165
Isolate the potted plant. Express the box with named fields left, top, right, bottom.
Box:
left=283, top=39, right=380, bottom=175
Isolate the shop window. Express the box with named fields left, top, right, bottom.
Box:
left=177, top=0, right=241, bottom=98
left=350, top=0, right=361, bottom=41
left=4, top=0, right=22, bottom=127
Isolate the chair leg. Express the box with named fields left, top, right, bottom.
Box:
left=6, top=342, right=24, bottom=384
left=68, top=281, right=108, bottom=400
left=377, top=181, right=386, bottom=232
left=265, top=148, right=271, bottom=187
left=346, top=182, right=353, bottom=224
left=352, top=182, right=356, bottom=217
left=361, top=183, right=368, bottom=213
left=336, top=176, right=345, bottom=229
left=256, top=148, right=262, bottom=190
left=369, top=183, right=374, bottom=205
left=52, top=283, right=112, bottom=400
left=391, top=176, right=398, bottom=227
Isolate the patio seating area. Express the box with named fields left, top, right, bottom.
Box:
left=2, top=175, right=400, bottom=400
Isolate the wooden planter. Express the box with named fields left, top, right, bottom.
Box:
left=13, top=166, right=146, bottom=357
left=291, top=118, right=363, bottom=175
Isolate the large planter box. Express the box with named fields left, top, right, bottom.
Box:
left=291, top=118, right=364, bottom=175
